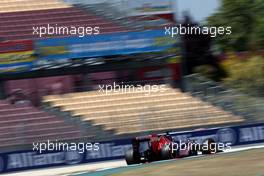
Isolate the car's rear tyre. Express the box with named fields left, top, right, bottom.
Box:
left=189, top=148, right=198, bottom=156
left=125, top=149, right=139, bottom=165
left=161, top=144, right=172, bottom=160
left=202, top=138, right=216, bottom=154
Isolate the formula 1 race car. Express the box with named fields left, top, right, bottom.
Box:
left=125, top=133, right=222, bottom=165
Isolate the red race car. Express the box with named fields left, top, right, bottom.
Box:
left=125, top=133, right=221, bottom=165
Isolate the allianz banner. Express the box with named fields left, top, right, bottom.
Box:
left=0, top=139, right=131, bottom=173
left=170, top=123, right=264, bottom=146
left=0, top=123, right=263, bottom=173
left=0, top=40, right=35, bottom=74
left=35, top=30, right=176, bottom=60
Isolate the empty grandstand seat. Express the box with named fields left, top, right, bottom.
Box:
left=0, top=0, right=70, bottom=13
left=43, top=84, right=244, bottom=135
left=0, top=100, right=93, bottom=147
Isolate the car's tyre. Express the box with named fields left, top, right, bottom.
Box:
left=125, top=149, right=138, bottom=165
left=202, top=138, right=216, bottom=154
left=161, top=144, right=172, bottom=160
left=189, top=148, right=198, bottom=156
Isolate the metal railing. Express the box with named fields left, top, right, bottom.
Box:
left=184, top=74, right=264, bottom=122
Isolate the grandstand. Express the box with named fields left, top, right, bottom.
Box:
left=0, top=0, right=129, bottom=40
left=0, top=0, right=246, bottom=148
left=43, top=84, right=244, bottom=137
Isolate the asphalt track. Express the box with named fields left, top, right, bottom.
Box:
left=2, top=144, right=264, bottom=176
left=72, top=144, right=264, bottom=176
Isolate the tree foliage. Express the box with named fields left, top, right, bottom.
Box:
left=207, top=0, right=264, bottom=51
left=221, top=55, right=264, bottom=97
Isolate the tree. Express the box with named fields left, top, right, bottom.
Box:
left=207, top=0, right=264, bottom=51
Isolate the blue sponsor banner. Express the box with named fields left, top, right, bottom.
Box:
left=35, top=30, right=176, bottom=60
left=0, top=123, right=263, bottom=173
left=170, top=123, right=264, bottom=146
left=0, top=139, right=131, bottom=173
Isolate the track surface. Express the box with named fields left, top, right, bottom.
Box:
left=2, top=144, right=264, bottom=176
left=73, top=144, right=264, bottom=176
left=1, top=160, right=126, bottom=176
left=87, top=149, right=263, bottom=176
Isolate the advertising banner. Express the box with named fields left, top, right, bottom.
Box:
left=0, top=40, right=35, bottom=74
left=170, top=123, right=264, bottom=146
left=0, top=30, right=177, bottom=74
left=0, top=123, right=263, bottom=173
left=35, top=30, right=176, bottom=60
left=0, top=139, right=131, bottom=173
left=0, top=40, right=33, bottom=54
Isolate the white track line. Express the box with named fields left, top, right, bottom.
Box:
left=1, top=160, right=126, bottom=176
left=223, top=143, right=264, bottom=153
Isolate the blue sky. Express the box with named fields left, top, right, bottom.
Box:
left=173, top=0, right=220, bottom=22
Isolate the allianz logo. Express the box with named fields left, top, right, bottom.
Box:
left=5, top=151, right=83, bottom=170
